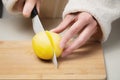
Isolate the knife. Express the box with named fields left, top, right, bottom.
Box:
left=31, top=7, right=58, bottom=68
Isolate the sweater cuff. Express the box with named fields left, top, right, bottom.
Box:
left=2, top=0, right=19, bottom=14
left=63, top=0, right=111, bottom=42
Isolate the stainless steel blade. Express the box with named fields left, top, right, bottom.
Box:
left=52, top=50, right=58, bottom=68
left=32, top=15, right=45, bottom=34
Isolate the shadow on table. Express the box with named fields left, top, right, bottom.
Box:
left=103, top=18, right=120, bottom=49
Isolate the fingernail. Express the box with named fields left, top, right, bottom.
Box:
left=23, top=8, right=30, bottom=18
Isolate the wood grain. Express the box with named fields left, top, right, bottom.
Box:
left=0, top=41, right=106, bottom=80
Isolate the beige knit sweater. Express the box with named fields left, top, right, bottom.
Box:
left=2, top=0, right=120, bottom=42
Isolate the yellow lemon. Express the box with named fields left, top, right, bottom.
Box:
left=32, top=31, right=62, bottom=60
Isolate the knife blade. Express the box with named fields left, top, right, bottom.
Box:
left=52, top=50, right=58, bottom=68
left=31, top=7, right=58, bottom=68
left=31, top=7, right=44, bottom=34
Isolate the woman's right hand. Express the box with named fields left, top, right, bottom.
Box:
left=13, top=0, right=40, bottom=18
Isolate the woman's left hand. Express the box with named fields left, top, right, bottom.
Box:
left=51, top=12, right=98, bottom=57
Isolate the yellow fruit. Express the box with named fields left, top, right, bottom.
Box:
left=32, top=31, right=62, bottom=60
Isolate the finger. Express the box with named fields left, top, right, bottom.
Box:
left=60, top=12, right=93, bottom=49
left=23, top=0, right=37, bottom=18
left=17, top=0, right=25, bottom=11
left=13, top=0, right=25, bottom=12
left=60, top=18, right=88, bottom=49
left=51, top=14, right=76, bottom=33
left=62, top=21, right=97, bottom=57
left=36, top=0, right=40, bottom=13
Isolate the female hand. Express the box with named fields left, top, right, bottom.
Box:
left=52, top=12, right=99, bottom=57
left=13, top=0, right=40, bottom=17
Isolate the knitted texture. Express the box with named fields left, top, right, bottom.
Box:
left=2, top=0, right=18, bottom=13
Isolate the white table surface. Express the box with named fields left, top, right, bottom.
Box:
left=0, top=17, right=120, bottom=80
left=102, top=18, right=120, bottom=80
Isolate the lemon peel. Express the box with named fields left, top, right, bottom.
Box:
left=32, top=31, right=62, bottom=60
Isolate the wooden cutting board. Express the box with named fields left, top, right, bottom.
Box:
left=0, top=41, right=106, bottom=80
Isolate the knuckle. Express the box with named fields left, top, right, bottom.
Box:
left=90, top=21, right=97, bottom=30
left=82, top=13, right=93, bottom=22
left=70, top=29, right=78, bottom=35
left=69, top=31, right=75, bottom=36
left=86, top=15, right=92, bottom=22
left=66, top=14, right=73, bottom=19
left=92, top=20, right=97, bottom=26
left=73, top=26, right=80, bottom=33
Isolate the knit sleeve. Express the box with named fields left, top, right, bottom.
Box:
left=2, top=0, right=18, bottom=13
left=63, top=0, right=120, bottom=42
